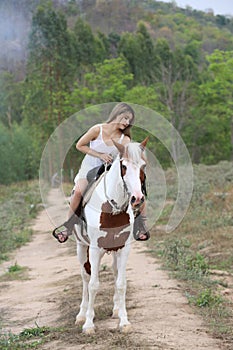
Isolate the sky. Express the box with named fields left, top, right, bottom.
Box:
left=161, top=0, right=233, bottom=16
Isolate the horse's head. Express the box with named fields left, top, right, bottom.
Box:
left=113, top=137, right=149, bottom=210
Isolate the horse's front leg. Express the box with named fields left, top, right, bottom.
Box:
left=75, top=243, right=90, bottom=325
left=116, top=244, right=131, bottom=333
left=82, top=246, right=101, bottom=334
left=112, top=252, right=119, bottom=318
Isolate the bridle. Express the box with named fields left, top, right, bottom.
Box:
left=103, top=158, right=131, bottom=214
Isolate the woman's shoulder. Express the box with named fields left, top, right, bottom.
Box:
left=100, top=122, right=109, bottom=130
left=121, top=135, right=131, bottom=145
left=87, top=124, right=102, bottom=138
left=89, top=123, right=102, bottom=131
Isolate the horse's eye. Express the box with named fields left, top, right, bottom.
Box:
left=122, top=164, right=127, bottom=171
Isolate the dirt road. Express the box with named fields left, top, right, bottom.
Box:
left=0, top=189, right=223, bottom=349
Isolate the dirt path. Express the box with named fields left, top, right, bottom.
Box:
left=0, top=189, right=223, bottom=349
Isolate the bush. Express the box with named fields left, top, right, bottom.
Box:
left=0, top=122, right=39, bottom=185
left=0, top=181, right=41, bottom=262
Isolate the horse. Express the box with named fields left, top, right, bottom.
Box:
left=74, top=137, right=148, bottom=334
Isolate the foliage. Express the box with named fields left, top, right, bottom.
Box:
left=67, top=57, right=133, bottom=110
left=0, top=326, right=51, bottom=349
left=73, top=17, right=108, bottom=67
left=194, top=289, right=223, bottom=308
left=0, top=263, right=28, bottom=282
left=1, top=0, right=233, bottom=184
left=0, top=180, right=42, bottom=262
left=118, top=21, right=155, bottom=84
left=0, top=72, right=24, bottom=126
left=163, top=238, right=209, bottom=279
left=0, top=122, right=39, bottom=184
left=197, top=50, right=233, bottom=161
left=150, top=161, right=233, bottom=339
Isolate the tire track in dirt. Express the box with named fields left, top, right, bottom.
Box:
left=0, top=188, right=223, bottom=349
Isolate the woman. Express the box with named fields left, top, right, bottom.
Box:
left=53, top=103, right=150, bottom=243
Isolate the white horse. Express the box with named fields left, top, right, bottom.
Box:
left=74, top=137, right=148, bottom=334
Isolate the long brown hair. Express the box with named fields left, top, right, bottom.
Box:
left=106, top=102, right=135, bottom=138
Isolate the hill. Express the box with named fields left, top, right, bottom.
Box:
left=1, top=0, right=233, bottom=184
left=1, top=0, right=233, bottom=75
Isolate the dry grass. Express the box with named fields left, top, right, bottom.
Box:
left=0, top=180, right=42, bottom=262
left=149, top=161, right=233, bottom=348
left=0, top=263, right=161, bottom=349
left=40, top=266, right=157, bottom=349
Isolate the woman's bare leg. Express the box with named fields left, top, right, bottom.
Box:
left=68, top=179, right=88, bottom=218
left=53, top=178, right=88, bottom=243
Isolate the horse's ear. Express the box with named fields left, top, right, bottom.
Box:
left=140, top=136, right=149, bottom=150
left=112, top=139, right=125, bottom=156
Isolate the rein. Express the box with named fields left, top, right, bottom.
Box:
left=103, top=160, right=130, bottom=214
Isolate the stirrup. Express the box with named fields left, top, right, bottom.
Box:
left=133, top=215, right=150, bottom=241
left=52, top=213, right=81, bottom=243
left=52, top=225, right=72, bottom=243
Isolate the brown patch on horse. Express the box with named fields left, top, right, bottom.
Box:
left=120, top=160, right=127, bottom=177
left=98, top=201, right=130, bottom=251
left=140, top=167, right=145, bottom=183
left=98, top=231, right=130, bottom=252
left=84, top=246, right=91, bottom=275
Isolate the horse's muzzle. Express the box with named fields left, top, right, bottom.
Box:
left=131, top=195, right=145, bottom=208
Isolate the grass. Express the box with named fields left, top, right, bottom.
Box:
left=0, top=263, right=29, bottom=282
left=149, top=160, right=233, bottom=344
left=0, top=326, right=56, bottom=349
left=0, top=180, right=42, bottom=263
left=1, top=163, right=233, bottom=348
left=0, top=271, right=156, bottom=350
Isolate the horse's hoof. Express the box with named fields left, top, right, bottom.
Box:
left=112, top=309, right=119, bottom=318
left=83, top=327, right=95, bottom=334
left=75, top=316, right=86, bottom=325
left=120, top=323, right=132, bottom=333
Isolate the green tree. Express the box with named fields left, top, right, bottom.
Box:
left=118, top=21, right=155, bottom=84
left=153, top=39, right=199, bottom=161
left=124, top=85, right=171, bottom=165
left=28, top=3, right=75, bottom=83
left=198, top=50, right=233, bottom=161
left=25, top=3, right=76, bottom=130
left=73, top=18, right=109, bottom=69
left=0, top=72, right=24, bottom=127
left=23, top=3, right=77, bottom=179
left=135, top=21, right=155, bottom=84
left=118, top=32, right=141, bottom=82
left=0, top=122, right=37, bottom=184
left=66, top=57, right=133, bottom=110
left=73, top=17, right=97, bottom=67
left=124, top=85, right=165, bottom=112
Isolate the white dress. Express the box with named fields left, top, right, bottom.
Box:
left=74, top=124, right=124, bottom=183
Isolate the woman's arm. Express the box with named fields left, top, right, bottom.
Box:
left=76, top=125, right=113, bottom=163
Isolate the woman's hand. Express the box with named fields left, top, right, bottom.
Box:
left=99, top=153, right=113, bottom=163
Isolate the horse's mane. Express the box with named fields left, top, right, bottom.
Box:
left=125, top=142, right=142, bottom=164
